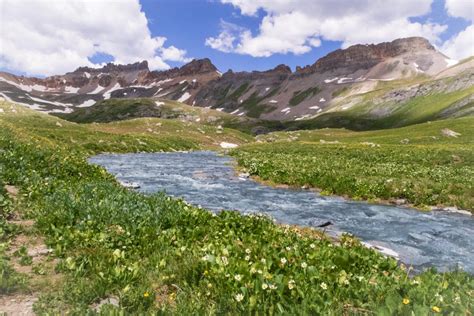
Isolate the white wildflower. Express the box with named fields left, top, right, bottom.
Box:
left=245, top=255, right=250, bottom=261
left=235, top=293, right=244, bottom=302
left=262, top=283, right=268, bottom=290
left=320, top=282, right=328, bottom=290
left=245, top=248, right=251, bottom=254
left=288, top=280, right=296, bottom=290
left=221, top=256, right=228, bottom=266
left=280, top=258, right=287, bottom=265
left=234, top=274, right=242, bottom=281
left=301, top=262, right=308, bottom=269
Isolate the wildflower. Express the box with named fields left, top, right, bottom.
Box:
left=310, top=243, right=316, bottom=249
left=262, top=283, right=268, bottom=290
left=286, top=246, right=291, bottom=251
left=222, top=248, right=229, bottom=256
left=235, top=293, right=244, bottom=302
left=206, top=291, right=211, bottom=296
left=403, top=298, right=410, bottom=305
left=280, top=258, right=287, bottom=265
left=245, top=255, right=250, bottom=261
left=257, top=269, right=263, bottom=274
left=269, top=284, right=277, bottom=290
left=180, top=246, right=186, bottom=252
left=234, top=274, right=242, bottom=282
left=143, top=292, right=150, bottom=298
left=221, top=256, right=229, bottom=266
left=201, top=254, right=210, bottom=261
left=245, top=248, right=251, bottom=254
left=207, top=283, right=212, bottom=288
left=301, top=262, right=308, bottom=269
left=250, top=267, right=256, bottom=274
left=320, top=282, right=328, bottom=290
left=288, top=280, right=296, bottom=290
left=260, top=258, right=266, bottom=264
left=432, top=306, right=441, bottom=313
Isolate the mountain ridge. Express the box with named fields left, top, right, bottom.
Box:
left=0, top=37, right=471, bottom=124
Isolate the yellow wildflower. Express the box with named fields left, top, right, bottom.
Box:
left=143, top=292, right=150, bottom=298
left=402, top=298, right=410, bottom=305
left=432, top=306, right=441, bottom=313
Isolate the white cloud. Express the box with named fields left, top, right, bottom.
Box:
left=445, top=0, right=474, bottom=21
left=441, top=1, right=474, bottom=60
left=208, top=0, right=448, bottom=57
left=0, top=0, right=190, bottom=76
left=441, top=25, right=474, bottom=60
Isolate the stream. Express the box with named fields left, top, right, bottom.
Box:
left=89, top=151, right=474, bottom=274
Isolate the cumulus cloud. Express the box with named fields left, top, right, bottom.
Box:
left=441, top=0, right=474, bottom=60
left=0, top=0, right=190, bottom=76
left=207, top=0, right=448, bottom=57
left=445, top=0, right=474, bottom=21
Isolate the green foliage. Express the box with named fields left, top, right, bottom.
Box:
left=228, top=83, right=250, bottom=101
left=0, top=101, right=473, bottom=313
left=57, top=98, right=162, bottom=123
left=289, top=86, right=321, bottom=106
left=332, top=86, right=350, bottom=98
left=233, top=126, right=474, bottom=211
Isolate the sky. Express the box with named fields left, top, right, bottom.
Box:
left=0, top=0, right=473, bottom=77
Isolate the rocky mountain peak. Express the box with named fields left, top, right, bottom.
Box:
left=298, top=37, right=436, bottom=74
left=72, top=60, right=149, bottom=75
left=177, top=58, right=218, bottom=76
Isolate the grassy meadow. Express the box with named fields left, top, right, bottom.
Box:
left=0, top=101, right=473, bottom=313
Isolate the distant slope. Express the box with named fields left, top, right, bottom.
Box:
left=0, top=100, right=253, bottom=151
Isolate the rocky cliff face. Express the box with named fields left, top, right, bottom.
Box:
left=296, top=37, right=437, bottom=74
left=0, top=37, right=464, bottom=121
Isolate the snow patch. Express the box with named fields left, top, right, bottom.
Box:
left=230, top=109, right=239, bottom=114
left=220, top=142, right=238, bottom=149
left=88, top=85, right=103, bottom=94
left=324, top=77, right=338, bottom=83
left=281, top=107, right=291, bottom=113
left=179, top=79, right=187, bottom=84
left=269, top=99, right=278, bottom=104
left=265, top=87, right=270, bottom=91
left=238, top=112, right=245, bottom=116
left=155, top=101, right=165, bottom=107
left=319, top=98, right=326, bottom=102
left=177, top=92, right=191, bottom=102
left=103, top=83, right=122, bottom=99
left=192, top=78, right=197, bottom=83
left=64, top=86, right=80, bottom=93
left=337, top=77, right=352, bottom=84
left=295, top=114, right=310, bottom=121
left=77, top=99, right=96, bottom=108
left=84, top=72, right=90, bottom=78
left=309, top=105, right=320, bottom=110
left=216, top=108, right=224, bottom=112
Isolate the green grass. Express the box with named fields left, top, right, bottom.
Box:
left=235, top=118, right=474, bottom=211
left=56, top=98, right=160, bottom=123
left=1, top=101, right=472, bottom=313
left=289, top=86, right=321, bottom=106
left=1, top=101, right=252, bottom=153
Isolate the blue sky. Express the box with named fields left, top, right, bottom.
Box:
left=1, top=0, right=472, bottom=76
left=137, top=0, right=470, bottom=72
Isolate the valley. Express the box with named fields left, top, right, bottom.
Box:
left=1, top=35, right=473, bottom=314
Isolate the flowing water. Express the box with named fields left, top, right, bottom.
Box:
left=89, top=151, right=474, bottom=273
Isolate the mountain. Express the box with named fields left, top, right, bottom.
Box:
left=0, top=37, right=472, bottom=125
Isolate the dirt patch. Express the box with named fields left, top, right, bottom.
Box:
left=0, top=295, right=38, bottom=316
left=1, top=185, right=63, bottom=315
